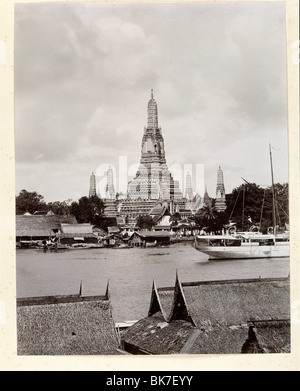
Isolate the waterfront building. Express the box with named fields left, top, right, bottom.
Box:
left=215, top=166, right=227, bottom=212
left=89, top=172, right=97, bottom=198
left=131, top=231, right=171, bottom=247
left=16, top=214, right=77, bottom=243
left=59, top=223, right=98, bottom=245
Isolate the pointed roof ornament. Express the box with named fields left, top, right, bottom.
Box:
left=79, top=280, right=83, bottom=297
left=151, top=89, right=154, bottom=99
left=170, top=271, right=195, bottom=326
left=105, top=279, right=110, bottom=300
left=148, top=280, right=169, bottom=320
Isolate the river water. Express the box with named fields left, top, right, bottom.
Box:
left=16, top=242, right=290, bottom=323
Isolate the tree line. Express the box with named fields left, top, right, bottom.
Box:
left=15, top=181, right=289, bottom=234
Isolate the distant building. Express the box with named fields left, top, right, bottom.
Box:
left=185, top=172, right=193, bottom=201
left=106, top=166, right=116, bottom=200
left=16, top=214, right=77, bottom=242
left=203, top=185, right=212, bottom=208
left=89, top=172, right=97, bottom=198
left=59, top=223, right=98, bottom=245
left=103, top=199, right=118, bottom=217
left=131, top=231, right=171, bottom=247
left=121, top=275, right=290, bottom=354
left=215, top=166, right=227, bottom=212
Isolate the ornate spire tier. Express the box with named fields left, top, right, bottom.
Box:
left=127, top=90, right=182, bottom=201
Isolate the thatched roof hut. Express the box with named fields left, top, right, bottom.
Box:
left=121, top=275, right=290, bottom=355
left=16, top=214, right=77, bottom=239
left=59, top=223, right=98, bottom=244
left=132, top=231, right=171, bottom=246
left=17, top=283, right=120, bottom=355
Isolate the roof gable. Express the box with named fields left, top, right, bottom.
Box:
left=169, top=272, right=195, bottom=325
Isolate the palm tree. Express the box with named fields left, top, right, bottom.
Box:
left=195, top=204, right=217, bottom=233
left=198, top=204, right=216, bottom=221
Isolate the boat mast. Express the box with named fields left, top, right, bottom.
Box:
left=242, top=184, right=245, bottom=232
left=269, top=144, right=276, bottom=236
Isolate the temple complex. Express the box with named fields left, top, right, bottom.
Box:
left=93, top=90, right=227, bottom=224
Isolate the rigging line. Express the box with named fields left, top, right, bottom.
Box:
left=259, top=188, right=266, bottom=229
left=275, top=199, right=289, bottom=219
left=242, top=184, right=245, bottom=232
left=229, top=187, right=241, bottom=221
left=241, top=177, right=261, bottom=194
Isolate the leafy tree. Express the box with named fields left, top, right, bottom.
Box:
left=70, top=195, right=104, bottom=224
left=170, top=212, right=182, bottom=226
left=47, top=200, right=72, bottom=216
left=136, top=215, right=154, bottom=230
left=194, top=204, right=218, bottom=233
left=273, top=183, right=289, bottom=227
left=225, top=182, right=289, bottom=233
left=16, top=189, right=48, bottom=215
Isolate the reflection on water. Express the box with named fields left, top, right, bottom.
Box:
left=16, top=243, right=290, bottom=322
left=147, top=253, right=170, bottom=256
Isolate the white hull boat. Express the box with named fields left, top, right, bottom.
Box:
left=194, top=234, right=289, bottom=260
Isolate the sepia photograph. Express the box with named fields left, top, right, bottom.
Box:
left=1, top=0, right=299, bottom=371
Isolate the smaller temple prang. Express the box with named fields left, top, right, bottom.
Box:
left=215, top=166, right=227, bottom=212
left=89, top=172, right=97, bottom=198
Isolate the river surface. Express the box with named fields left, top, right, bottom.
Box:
left=16, top=242, right=290, bottom=322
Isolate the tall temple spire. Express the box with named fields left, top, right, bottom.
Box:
left=127, top=90, right=182, bottom=201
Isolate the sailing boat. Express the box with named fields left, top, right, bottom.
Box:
left=194, top=145, right=290, bottom=260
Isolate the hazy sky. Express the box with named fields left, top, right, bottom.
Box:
left=15, top=1, right=289, bottom=203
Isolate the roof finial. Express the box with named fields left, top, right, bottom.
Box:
left=151, top=89, right=154, bottom=99
left=105, top=279, right=110, bottom=300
